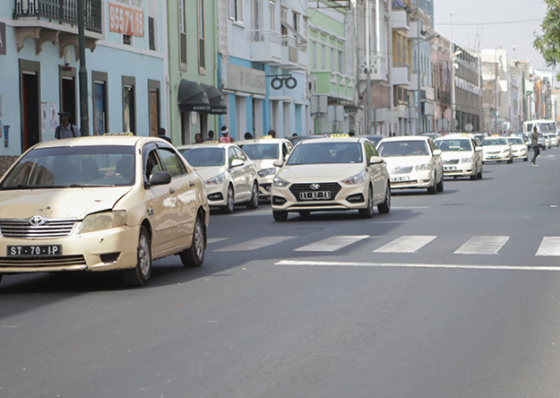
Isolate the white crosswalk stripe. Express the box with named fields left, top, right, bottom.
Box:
left=454, top=236, right=509, bottom=255
left=214, top=236, right=295, bottom=252
left=294, top=235, right=369, bottom=252
left=536, top=237, right=560, bottom=256
left=207, top=238, right=229, bottom=245
left=373, top=236, right=437, bottom=253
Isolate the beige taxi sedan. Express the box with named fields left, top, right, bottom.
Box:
left=178, top=143, right=259, bottom=213
left=271, top=137, right=391, bottom=221
left=0, top=136, right=209, bottom=287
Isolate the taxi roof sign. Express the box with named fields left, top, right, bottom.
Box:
left=329, top=134, right=350, bottom=138
left=104, top=132, right=134, bottom=136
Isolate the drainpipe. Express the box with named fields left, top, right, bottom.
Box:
left=78, top=0, right=89, bottom=135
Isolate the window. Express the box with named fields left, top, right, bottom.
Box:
left=338, top=51, right=344, bottom=73
left=330, top=47, right=335, bottom=71
left=269, top=1, right=276, bottom=32
left=322, top=44, right=326, bottom=69
left=122, top=76, right=136, bottom=134
left=123, top=35, right=132, bottom=45
left=148, top=17, right=156, bottom=51
left=198, top=0, right=205, bottom=72
left=281, top=6, right=287, bottom=23
left=303, top=16, right=308, bottom=39
left=229, top=0, right=243, bottom=22
left=179, top=0, right=187, bottom=68
left=92, top=71, right=108, bottom=136
left=312, top=41, right=317, bottom=69
left=157, top=148, right=187, bottom=178
left=292, top=11, right=299, bottom=33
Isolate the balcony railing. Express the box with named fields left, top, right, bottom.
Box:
left=14, top=0, right=102, bottom=33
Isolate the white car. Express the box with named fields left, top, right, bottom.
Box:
left=481, top=137, right=513, bottom=163
left=270, top=137, right=391, bottom=221
left=236, top=137, right=293, bottom=199
left=179, top=143, right=259, bottom=213
left=377, top=136, right=444, bottom=194
left=434, top=134, right=483, bottom=180
left=546, top=133, right=559, bottom=147
left=506, top=137, right=529, bottom=161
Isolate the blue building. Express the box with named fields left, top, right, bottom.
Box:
left=0, top=0, right=168, bottom=170
left=216, top=0, right=309, bottom=140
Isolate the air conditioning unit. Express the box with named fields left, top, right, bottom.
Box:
left=309, top=76, right=317, bottom=95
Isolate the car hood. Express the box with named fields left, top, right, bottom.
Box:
left=192, top=166, right=228, bottom=181
left=0, top=187, right=132, bottom=220
left=278, top=163, right=365, bottom=183
left=440, top=152, right=472, bottom=161
left=383, top=156, right=433, bottom=170
left=482, top=145, right=509, bottom=152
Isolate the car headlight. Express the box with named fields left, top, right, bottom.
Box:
left=342, top=171, right=366, bottom=185
left=78, top=210, right=127, bottom=234
left=461, top=157, right=474, bottom=163
left=415, top=164, right=432, bottom=171
left=258, top=168, right=276, bottom=177
left=273, top=176, right=290, bottom=187
left=205, top=173, right=226, bottom=186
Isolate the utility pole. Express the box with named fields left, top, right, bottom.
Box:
left=450, top=12, right=457, bottom=132
left=365, top=0, right=371, bottom=135
left=78, top=0, right=89, bottom=135
left=494, top=51, right=498, bottom=135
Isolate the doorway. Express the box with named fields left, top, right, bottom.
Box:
left=61, top=77, right=76, bottom=122
left=20, top=60, right=41, bottom=151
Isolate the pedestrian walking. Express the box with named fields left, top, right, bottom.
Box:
left=55, top=112, right=79, bottom=139
left=530, top=125, right=540, bottom=166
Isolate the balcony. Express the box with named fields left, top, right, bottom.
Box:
left=250, top=30, right=307, bottom=70
left=13, top=0, right=101, bottom=56
left=392, top=64, right=411, bottom=86
left=357, top=52, right=388, bottom=82
left=391, top=9, right=409, bottom=32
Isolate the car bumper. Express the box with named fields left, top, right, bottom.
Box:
left=389, top=170, right=434, bottom=190
left=271, top=183, right=369, bottom=212
left=205, top=182, right=229, bottom=206
left=0, top=225, right=140, bottom=274
left=512, top=150, right=527, bottom=159
left=483, top=153, right=509, bottom=161
left=257, top=175, right=274, bottom=198
left=443, top=162, right=476, bottom=177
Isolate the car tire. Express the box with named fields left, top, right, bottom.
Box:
left=427, top=175, right=437, bottom=194
left=273, top=210, right=288, bottom=222
left=470, top=173, right=477, bottom=180
left=246, top=182, right=259, bottom=210
left=298, top=211, right=311, bottom=216
left=524, top=157, right=528, bottom=162
left=123, top=226, right=152, bottom=287
left=377, top=184, right=391, bottom=214
left=477, top=168, right=483, bottom=179
left=359, top=186, right=374, bottom=219
left=436, top=174, right=445, bottom=191
left=221, top=185, right=235, bottom=214
left=180, top=213, right=205, bottom=267
left=507, top=156, right=513, bottom=164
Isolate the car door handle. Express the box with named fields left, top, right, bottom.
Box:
left=169, top=188, right=175, bottom=194
left=190, top=182, right=196, bottom=187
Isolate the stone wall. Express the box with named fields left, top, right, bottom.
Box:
left=0, top=156, right=19, bottom=177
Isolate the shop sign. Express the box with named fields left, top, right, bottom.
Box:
left=109, top=0, right=144, bottom=37
left=226, top=64, right=266, bottom=95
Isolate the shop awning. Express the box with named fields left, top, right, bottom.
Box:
left=178, top=79, right=211, bottom=112
left=200, top=83, right=228, bottom=114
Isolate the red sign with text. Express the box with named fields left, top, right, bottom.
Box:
left=109, top=3, right=144, bottom=37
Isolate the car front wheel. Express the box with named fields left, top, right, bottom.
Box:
left=221, top=185, right=235, bottom=214
left=123, top=226, right=152, bottom=286
left=180, top=213, right=205, bottom=267
left=246, top=182, right=259, bottom=209
left=359, top=186, right=374, bottom=218
left=377, top=184, right=391, bottom=214
left=273, top=211, right=288, bottom=222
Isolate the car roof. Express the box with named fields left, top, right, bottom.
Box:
left=30, top=135, right=165, bottom=149
left=236, top=138, right=287, bottom=145
left=435, top=134, right=473, bottom=140
left=177, top=143, right=232, bottom=150
left=297, top=137, right=366, bottom=145
left=379, top=136, right=431, bottom=142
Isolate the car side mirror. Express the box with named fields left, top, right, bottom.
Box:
left=148, top=171, right=172, bottom=186
left=230, top=159, right=244, bottom=168
left=273, top=159, right=284, bottom=167
left=368, top=156, right=383, bottom=165
left=433, top=149, right=442, bottom=156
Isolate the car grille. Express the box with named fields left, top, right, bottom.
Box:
left=289, top=183, right=342, bottom=202
left=444, top=159, right=460, bottom=165
left=0, top=219, right=77, bottom=239
left=486, top=150, right=500, bottom=154
left=392, top=166, right=414, bottom=174
left=0, top=255, right=86, bottom=268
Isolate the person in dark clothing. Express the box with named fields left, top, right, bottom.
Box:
left=530, top=126, right=540, bottom=166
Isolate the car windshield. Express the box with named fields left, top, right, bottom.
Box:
left=481, top=138, right=508, bottom=146
left=240, top=144, right=279, bottom=160
left=181, top=148, right=225, bottom=167
left=507, top=138, right=524, bottom=145
left=0, top=146, right=135, bottom=189
left=434, top=139, right=472, bottom=152
left=377, top=141, right=429, bottom=157
left=286, top=142, right=363, bottom=165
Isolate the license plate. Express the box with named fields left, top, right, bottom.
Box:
left=390, top=176, right=411, bottom=182
left=7, top=245, right=62, bottom=256
left=488, top=155, right=499, bottom=159
left=300, top=191, right=331, bottom=200
left=444, top=166, right=457, bottom=171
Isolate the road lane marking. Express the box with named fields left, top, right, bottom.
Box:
left=373, top=236, right=437, bottom=253
left=207, top=238, right=229, bottom=245
left=294, top=235, right=369, bottom=252
left=536, top=237, right=560, bottom=256
left=275, top=260, right=560, bottom=272
left=454, top=236, right=509, bottom=255
left=214, top=236, right=295, bottom=252
left=392, top=206, right=431, bottom=209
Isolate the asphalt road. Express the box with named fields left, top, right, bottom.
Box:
left=2, top=148, right=560, bottom=398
